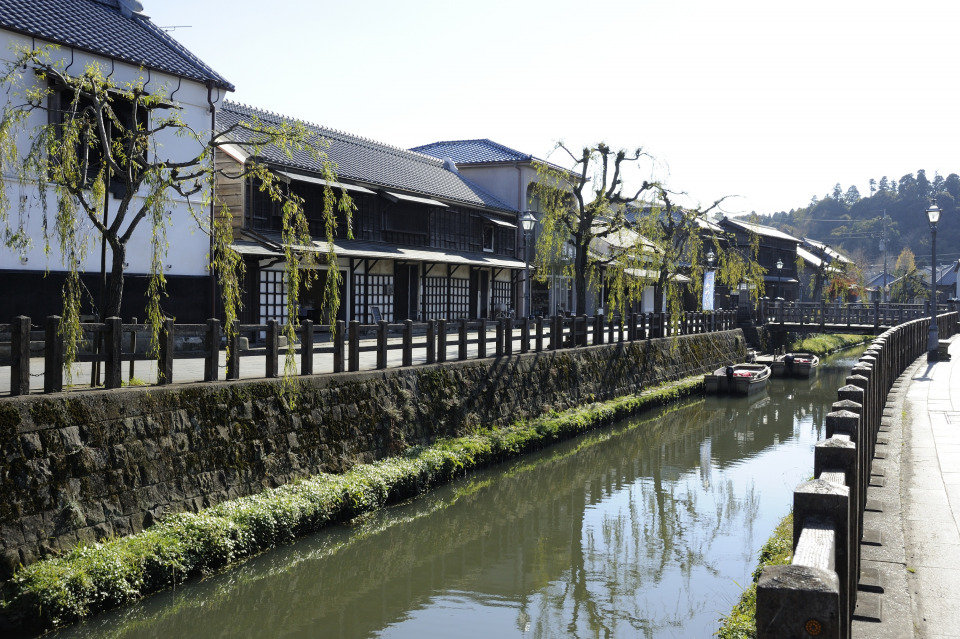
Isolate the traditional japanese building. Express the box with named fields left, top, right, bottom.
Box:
left=215, top=105, right=525, bottom=326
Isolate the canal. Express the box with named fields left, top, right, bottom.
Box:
left=48, top=346, right=866, bottom=639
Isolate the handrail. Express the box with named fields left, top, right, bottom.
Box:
left=3, top=310, right=738, bottom=396
left=756, top=310, right=959, bottom=637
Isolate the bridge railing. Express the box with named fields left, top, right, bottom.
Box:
left=760, top=300, right=952, bottom=329
left=756, top=310, right=959, bottom=637
left=1, top=310, right=738, bottom=396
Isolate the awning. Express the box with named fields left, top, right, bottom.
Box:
left=763, top=275, right=799, bottom=284
left=481, top=213, right=517, bottom=229
left=381, top=190, right=449, bottom=208
left=232, top=238, right=525, bottom=269
left=277, top=170, right=376, bottom=195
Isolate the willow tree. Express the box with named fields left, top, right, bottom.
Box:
left=531, top=142, right=761, bottom=320
left=0, top=45, right=351, bottom=375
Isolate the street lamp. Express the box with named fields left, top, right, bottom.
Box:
left=927, top=199, right=941, bottom=361
left=776, top=258, right=784, bottom=300
left=519, top=211, right=537, bottom=318
left=706, top=249, right=716, bottom=311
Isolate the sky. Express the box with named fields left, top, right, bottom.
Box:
left=143, top=0, right=960, bottom=217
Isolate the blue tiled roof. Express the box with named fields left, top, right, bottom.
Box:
left=0, top=0, right=233, bottom=90
left=411, top=139, right=532, bottom=164
left=218, top=102, right=518, bottom=214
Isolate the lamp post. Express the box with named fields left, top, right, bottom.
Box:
left=519, top=211, right=537, bottom=318
left=706, top=249, right=715, bottom=310
left=776, top=258, right=783, bottom=299
left=927, top=199, right=941, bottom=361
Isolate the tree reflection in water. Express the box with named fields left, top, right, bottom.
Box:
left=47, top=349, right=866, bottom=639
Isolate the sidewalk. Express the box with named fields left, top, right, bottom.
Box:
left=855, top=339, right=960, bottom=638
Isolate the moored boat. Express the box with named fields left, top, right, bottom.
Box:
left=704, top=363, right=772, bottom=396
left=771, top=352, right=820, bottom=378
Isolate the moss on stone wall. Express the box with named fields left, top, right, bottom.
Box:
left=0, top=330, right=745, bottom=580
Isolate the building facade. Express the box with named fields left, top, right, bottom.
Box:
left=216, top=107, right=525, bottom=326
left=0, top=0, right=233, bottom=322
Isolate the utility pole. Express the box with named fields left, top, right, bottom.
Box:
left=881, top=209, right=887, bottom=302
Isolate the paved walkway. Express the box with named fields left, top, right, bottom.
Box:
left=855, top=338, right=960, bottom=638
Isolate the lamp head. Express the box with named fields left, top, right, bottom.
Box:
left=776, top=258, right=783, bottom=270
left=520, top=211, right=537, bottom=233
left=927, top=200, right=941, bottom=226
left=706, top=249, right=715, bottom=266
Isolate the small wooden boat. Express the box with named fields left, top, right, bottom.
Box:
left=705, top=363, right=771, bottom=396
left=771, top=352, right=820, bottom=378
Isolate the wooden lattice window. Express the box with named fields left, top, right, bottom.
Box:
left=448, top=277, right=470, bottom=319
left=492, top=279, right=512, bottom=314
left=354, top=273, right=394, bottom=323
left=259, top=270, right=288, bottom=324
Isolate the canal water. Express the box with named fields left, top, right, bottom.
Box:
left=49, top=347, right=866, bottom=639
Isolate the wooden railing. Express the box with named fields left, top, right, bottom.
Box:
left=759, top=300, right=955, bottom=330
left=1, top=310, right=737, bottom=396
left=756, top=311, right=959, bottom=637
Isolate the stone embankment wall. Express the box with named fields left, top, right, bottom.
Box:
left=0, top=330, right=745, bottom=578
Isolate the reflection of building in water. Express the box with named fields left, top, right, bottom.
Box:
left=700, top=437, right=713, bottom=488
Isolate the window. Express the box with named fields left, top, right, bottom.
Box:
left=48, top=82, right=148, bottom=196
left=482, top=225, right=494, bottom=252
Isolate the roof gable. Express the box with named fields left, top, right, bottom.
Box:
left=218, top=102, right=517, bottom=213
left=411, top=139, right=532, bottom=164
left=0, top=0, right=233, bottom=90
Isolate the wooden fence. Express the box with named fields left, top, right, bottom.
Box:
left=1, top=310, right=737, bottom=396
left=759, top=300, right=955, bottom=330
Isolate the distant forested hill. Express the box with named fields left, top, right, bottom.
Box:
left=763, top=171, right=960, bottom=271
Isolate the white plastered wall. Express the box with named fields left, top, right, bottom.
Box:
left=0, top=30, right=224, bottom=278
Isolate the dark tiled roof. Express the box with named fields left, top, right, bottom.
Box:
left=218, top=102, right=517, bottom=214
left=411, top=139, right=532, bottom=164
left=722, top=217, right=801, bottom=244
left=0, top=0, right=233, bottom=90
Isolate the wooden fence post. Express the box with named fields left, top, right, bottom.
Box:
left=301, top=319, right=314, bottom=376
left=11, top=315, right=30, bottom=396
left=377, top=320, right=388, bottom=369
left=158, top=318, right=174, bottom=385
left=128, top=317, right=137, bottom=381
left=44, top=315, right=64, bottom=394
left=349, top=320, right=360, bottom=372
left=459, top=319, right=468, bottom=360
left=334, top=320, right=345, bottom=373
left=521, top=317, right=530, bottom=354
left=403, top=320, right=414, bottom=367
left=426, top=320, right=435, bottom=364
left=504, top=317, right=513, bottom=355
left=477, top=319, right=486, bottom=359
left=437, top=319, right=447, bottom=363
left=496, top=319, right=504, bottom=356
left=104, top=317, right=122, bottom=389
left=227, top=320, right=240, bottom=380
left=536, top=317, right=543, bottom=352
left=265, top=319, right=278, bottom=378
left=204, top=319, right=221, bottom=382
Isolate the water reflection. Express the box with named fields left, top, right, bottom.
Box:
left=50, top=347, right=866, bottom=639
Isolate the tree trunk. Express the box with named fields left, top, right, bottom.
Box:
left=575, top=241, right=588, bottom=316
left=104, top=242, right=126, bottom=320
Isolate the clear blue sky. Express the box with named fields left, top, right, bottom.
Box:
left=144, top=0, right=960, bottom=217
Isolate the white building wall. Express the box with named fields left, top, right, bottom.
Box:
left=0, top=30, right=222, bottom=278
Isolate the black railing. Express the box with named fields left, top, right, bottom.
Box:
left=0, top=311, right=737, bottom=396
